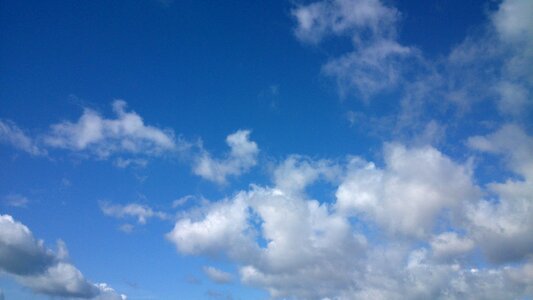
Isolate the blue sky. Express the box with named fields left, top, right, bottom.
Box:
left=0, top=0, right=532, bottom=299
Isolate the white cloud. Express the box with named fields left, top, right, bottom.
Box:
left=44, top=100, right=177, bottom=158
left=292, top=0, right=417, bottom=98
left=468, top=124, right=533, bottom=179
left=336, top=144, right=478, bottom=238
left=0, top=214, right=125, bottom=299
left=492, top=0, right=533, bottom=45
left=203, top=266, right=232, bottom=284
left=323, top=39, right=413, bottom=98
left=100, top=202, right=169, bottom=225
left=166, top=194, right=257, bottom=260
left=430, top=232, right=474, bottom=260
left=0, top=120, right=45, bottom=156
left=272, top=155, right=339, bottom=195
left=169, top=156, right=369, bottom=299
left=168, top=142, right=533, bottom=299
left=294, top=0, right=532, bottom=133
left=467, top=125, right=533, bottom=263
left=292, top=0, right=398, bottom=44
left=193, top=130, right=259, bottom=184
left=19, top=262, right=99, bottom=298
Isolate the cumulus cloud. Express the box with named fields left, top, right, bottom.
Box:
left=193, top=130, right=259, bottom=184
left=0, top=100, right=185, bottom=165
left=272, top=155, right=339, bottom=195
left=43, top=100, right=176, bottom=158
left=167, top=194, right=257, bottom=260
left=168, top=140, right=533, bottom=299
left=0, top=120, right=45, bottom=156
left=203, top=266, right=233, bottom=284
left=0, top=214, right=125, bottom=299
left=169, top=183, right=366, bottom=299
left=336, top=144, right=478, bottom=238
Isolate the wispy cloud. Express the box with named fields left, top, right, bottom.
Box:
left=100, top=201, right=169, bottom=225
left=293, top=0, right=417, bottom=98
left=203, top=266, right=233, bottom=284
left=0, top=120, right=45, bottom=156
left=3, top=194, right=29, bottom=208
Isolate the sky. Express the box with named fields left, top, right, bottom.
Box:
left=0, top=0, right=532, bottom=299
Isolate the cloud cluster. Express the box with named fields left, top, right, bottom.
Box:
left=43, top=100, right=177, bottom=158
left=336, top=144, right=478, bottom=238
left=1, top=101, right=259, bottom=184
left=167, top=127, right=533, bottom=299
left=294, top=0, right=532, bottom=137
left=293, top=0, right=416, bottom=98
left=0, top=100, right=177, bottom=161
left=193, top=130, right=259, bottom=184
left=466, top=125, right=533, bottom=264
left=0, top=214, right=126, bottom=299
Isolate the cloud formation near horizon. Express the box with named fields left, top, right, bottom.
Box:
left=0, top=214, right=126, bottom=299
left=168, top=128, right=533, bottom=298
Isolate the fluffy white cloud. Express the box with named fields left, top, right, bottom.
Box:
left=169, top=184, right=366, bottom=299
left=169, top=140, right=533, bottom=299
left=167, top=194, right=257, bottom=260
left=492, top=0, right=533, bottom=46
left=193, top=130, right=259, bottom=184
left=272, top=155, right=339, bottom=195
left=44, top=100, right=176, bottom=158
left=203, top=266, right=233, bottom=284
left=0, top=214, right=125, bottom=299
left=171, top=156, right=367, bottom=298
left=0, top=120, right=45, bottom=156
left=336, top=144, right=478, bottom=238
